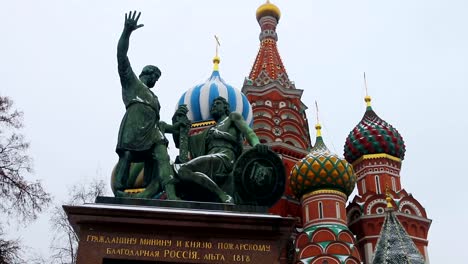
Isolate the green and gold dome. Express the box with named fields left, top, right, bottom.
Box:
left=290, top=124, right=357, bottom=198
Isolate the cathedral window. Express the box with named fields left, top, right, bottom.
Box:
left=375, top=175, right=381, bottom=194
left=318, top=202, right=323, bottom=219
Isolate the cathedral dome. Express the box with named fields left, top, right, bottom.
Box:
left=177, top=57, right=253, bottom=126
left=290, top=124, right=356, bottom=198
left=256, top=0, right=281, bottom=21
left=344, top=96, right=406, bottom=164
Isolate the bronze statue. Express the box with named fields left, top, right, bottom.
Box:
left=113, top=11, right=183, bottom=200
left=174, top=97, right=269, bottom=203
left=110, top=12, right=285, bottom=205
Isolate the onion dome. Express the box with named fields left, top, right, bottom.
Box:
left=256, top=0, right=281, bottom=21
left=290, top=124, right=356, bottom=198
left=344, top=96, right=406, bottom=164
left=177, top=56, right=253, bottom=126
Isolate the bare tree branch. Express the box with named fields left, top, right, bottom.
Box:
left=0, top=95, right=51, bottom=263
left=49, top=177, right=107, bottom=264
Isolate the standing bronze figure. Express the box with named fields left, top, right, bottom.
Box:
left=114, top=11, right=181, bottom=200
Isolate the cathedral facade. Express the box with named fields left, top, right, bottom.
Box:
left=242, top=2, right=431, bottom=263
left=176, top=1, right=431, bottom=263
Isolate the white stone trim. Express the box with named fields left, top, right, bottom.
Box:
left=424, top=245, right=430, bottom=264
left=365, top=242, right=374, bottom=264
left=366, top=199, right=386, bottom=215
left=399, top=200, right=423, bottom=217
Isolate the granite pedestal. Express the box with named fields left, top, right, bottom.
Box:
left=64, top=197, right=295, bottom=264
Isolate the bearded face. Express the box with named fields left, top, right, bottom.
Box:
left=210, top=99, right=227, bottom=120
left=139, top=65, right=161, bottom=88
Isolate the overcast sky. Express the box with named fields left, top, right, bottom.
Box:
left=2, top=0, right=467, bottom=262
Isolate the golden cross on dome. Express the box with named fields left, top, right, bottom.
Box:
left=364, top=72, right=372, bottom=107
left=364, top=72, right=369, bottom=97
left=214, top=35, right=221, bottom=57
left=213, top=35, right=221, bottom=71
left=315, top=100, right=320, bottom=125
left=314, top=101, right=322, bottom=137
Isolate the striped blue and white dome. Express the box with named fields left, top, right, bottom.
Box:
left=177, top=67, right=253, bottom=126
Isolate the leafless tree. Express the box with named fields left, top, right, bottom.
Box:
left=0, top=95, right=51, bottom=263
left=49, top=177, right=107, bottom=264
left=0, top=228, right=22, bottom=264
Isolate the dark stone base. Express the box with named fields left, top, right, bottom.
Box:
left=95, top=196, right=269, bottom=213
left=65, top=197, right=295, bottom=264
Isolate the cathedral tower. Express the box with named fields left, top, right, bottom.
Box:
left=242, top=0, right=312, bottom=218
left=290, top=123, right=361, bottom=263
left=344, top=95, right=431, bottom=263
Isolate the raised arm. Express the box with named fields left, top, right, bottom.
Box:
left=117, top=11, right=144, bottom=85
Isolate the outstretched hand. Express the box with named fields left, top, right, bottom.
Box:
left=124, top=11, right=144, bottom=32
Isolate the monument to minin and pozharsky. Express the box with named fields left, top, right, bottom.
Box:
left=64, top=11, right=294, bottom=264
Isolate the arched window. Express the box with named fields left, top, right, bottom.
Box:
left=391, top=177, right=396, bottom=191
left=318, top=202, right=323, bottom=219
left=375, top=175, right=381, bottom=194
left=362, top=180, right=366, bottom=193
left=336, top=202, right=340, bottom=219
